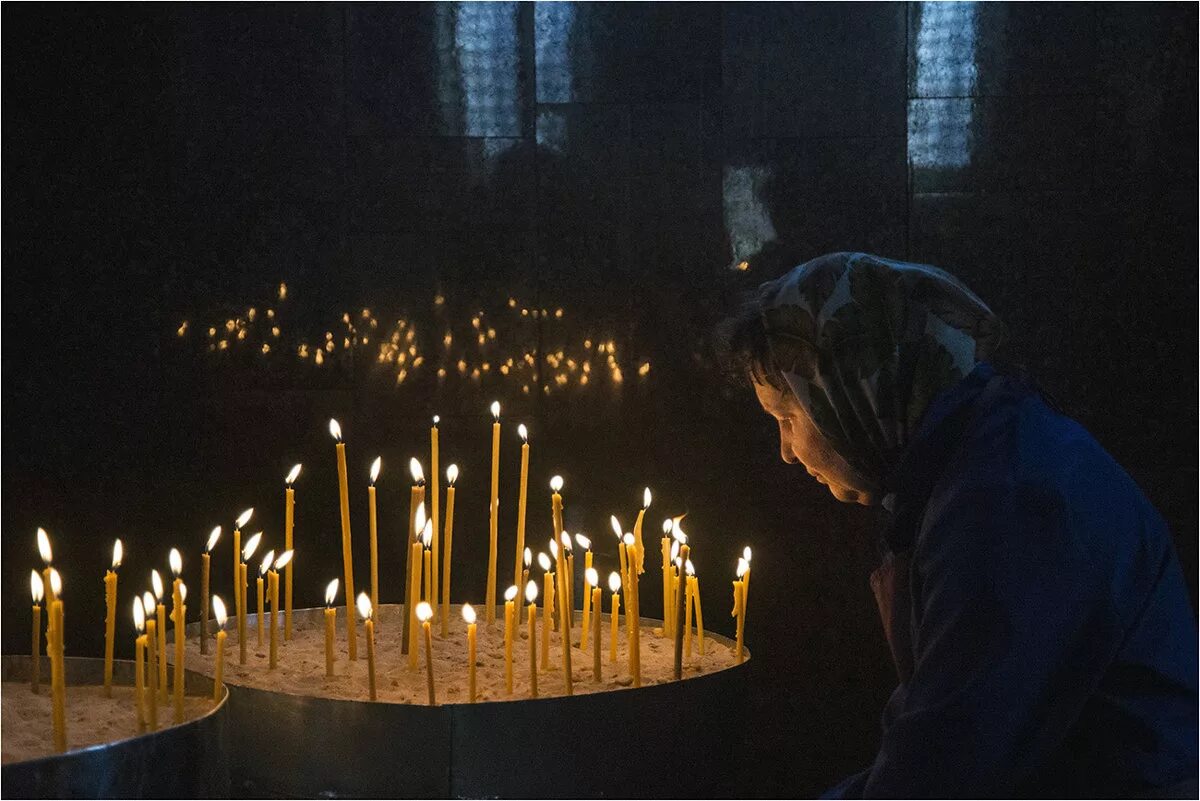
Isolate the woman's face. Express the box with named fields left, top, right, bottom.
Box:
left=753, top=379, right=880, bottom=506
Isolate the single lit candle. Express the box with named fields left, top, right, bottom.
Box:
left=284, top=464, right=301, bottom=640
left=357, top=593, right=377, bottom=701
left=143, top=592, right=158, bottom=731
left=212, top=595, right=228, bottom=703
left=624, top=535, right=641, bottom=687
left=611, top=515, right=628, bottom=594
left=487, top=401, right=501, bottom=625
left=423, top=532, right=433, bottom=605
left=133, top=598, right=147, bottom=728
left=330, top=419, right=358, bottom=661
left=409, top=519, right=430, bottom=669
left=503, top=585, right=517, bottom=694
left=239, top=532, right=262, bottom=665
left=742, top=546, right=753, bottom=612
left=104, top=538, right=122, bottom=696
left=660, top=519, right=672, bottom=638
left=201, top=525, right=220, bottom=655
left=586, top=568, right=601, bottom=681
left=608, top=572, right=621, bottom=665
left=513, top=424, right=530, bottom=592
left=232, top=508, right=253, bottom=660
left=462, top=603, right=477, bottom=702
left=405, top=462, right=425, bottom=654
left=692, top=568, right=705, bottom=655
left=684, top=559, right=695, bottom=658
left=430, top=417, right=441, bottom=623
left=323, top=579, right=339, bottom=678
left=417, top=602, right=436, bottom=705
left=558, top=534, right=574, bottom=696
left=49, top=569, right=66, bottom=752
left=170, top=548, right=186, bottom=722
left=672, top=523, right=690, bottom=681
left=577, top=535, right=593, bottom=651
left=270, top=551, right=292, bottom=669
left=734, top=556, right=749, bottom=664
left=152, top=569, right=168, bottom=699
left=440, top=465, right=459, bottom=637
left=257, top=550, right=274, bottom=649
left=31, top=570, right=44, bottom=694
left=368, top=456, right=382, bottom=614
left=539, top=552, right=553, bottom=669
left=563, top=533, right=575, bottom=633
left=633, top=488, right=651, bottom=575
left=526, top=581, right=538, bottom=698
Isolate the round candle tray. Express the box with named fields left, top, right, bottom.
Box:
left=1, top=655, right=230, bottom=799
left=187, top=606, right=749, bottom=798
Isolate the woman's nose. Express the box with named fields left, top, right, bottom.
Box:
left=778, top=428, right=800, bottom=465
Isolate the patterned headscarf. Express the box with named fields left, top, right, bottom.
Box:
left=758, top=252, right=1006, bottom=484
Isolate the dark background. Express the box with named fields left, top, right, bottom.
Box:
left=3, top=3, right=1196, bottom=795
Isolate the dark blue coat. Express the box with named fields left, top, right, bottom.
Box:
left=829, top=363, right=1197, bottom=797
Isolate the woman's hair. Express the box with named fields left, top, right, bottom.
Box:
left=713, top=292, right=788, bottom=391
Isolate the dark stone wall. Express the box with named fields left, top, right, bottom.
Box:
left=3, top=3, right=1195, bottom=794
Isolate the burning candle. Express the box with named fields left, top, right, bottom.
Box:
left=660, top=519, right=672, bottom=638
left=742, top=546, right=753, bottom=610
left=37, top=527, right=54, bottom=605
left=284, top=464, right=301, bottom=640
left=611, top=515, right=628, bottom=592
left=49, top=569, right=66, bottom=752
left=170, top=548, right=186, bottom=722
left=586, top=568, right=601, bottom=681
left=672, top=523, right=690, bottom=681
left=211, top=595, right=228, bottom=703
left=417, top=602, right=436, bottom=705
left=143, top=591, right=158, bottom=731
left=430, top=417, right=441, bottom=623
left=558, top=534, right=574, bottom=696
left=577, top=536, right=593, bottom=650
left=684, top=559, right=695, bottom=659
left=513, top=424, right=529, bottom=593
left=232, top=508, right=253, bottom=652
left=324, top=579, right=339, bottom=678
left=440, top=465, right=459, bottom=637
left=538, top=552, right=553, bottom=669
left=133, top=598, right=146, bottom=729
left=633, top=488, right=651, bottom=575
left=357, top=593, right=376, bottom=701
left=423, top=526, right=433, bottom=605
left=201, top=526, right=220, bottom=655
left=608, top=572, right=621, bottom=665
left=526, top=581, right=538, bottom=698
left=31, top=570, right=44, bottom=693
left=329, top=419, right=358, bottom=661
left=691, top=565, right=705, bottom=655
left=734, top=557, right=748, bottom=664
left=624, top=535, right=641, bottom=687
left=257, top=550, right=274, bottom=649
left=152, top=569, right=167, bottom=699
left=563, top=533, right=575, bottom=633
left=404, top=505, right=426, bottom=663
left=104, top=538, right=122, bottom=696
left=669, top=538, right=682, bottom=639
left=270, top=551, right=292, bottom=669
left=462, top=603, right=478, bottom=702
left=239, top=532, right=262, bottom=664
left=487, top=402, right=501, bottom=624
left=503, top=585, right=517, bottom=694
left=368, top=456, right=382, bottom=614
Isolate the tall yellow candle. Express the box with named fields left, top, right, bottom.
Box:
left=284, top=465, right=300, bottom=640
left=487, top=402, right=501, bottom=625
left=104, top=539, right=122, bottom=697
left=591, top=586, right=602, bottom=681
left=133, top=598, right=146, bottom=729
left=734, top=557, right=748, bottom=664
left=211, top=596, right=228, bottom=703
left=684, top=567, right=694, bottom=659
left=551, top=477, right=569, bottom=632
left=232, top=508, right=253, bottom=655
left=556, top=537, right=574, bottom=696
left=579, top=544, right=593, bottom=650
left=541, top=568, right=554, bottom=670
left=256, top=566, right=267, bottom=648
left=503, top=586, right=517, bottom=694
left=268, top=568, right=279, bottom=669
left=462, top=603, right=477, bottom=702
left=201, top=526, right=220, bottom=655
left=49, top=581, right=66, bottom=753
left=323, top=579, right=339, bottom=678
left=142, top=592, right=158, bottom=731
left=405, top=462, right=425, bottom=651
left=368, top=457, right=381, bottom=615
left=660, top=521, right=672, bottom=638
left=693, top=574, right=705, bottom=655
left=408, top=523, right=428, bottom=669
left=742, top=546, right=753, bottom=610
left=358, top=594, right=376, bottom=701
left=430, top=417, right=440, bottom=623
left=152, top=570, right=167, bottom=701
left=31, top=570, right=43, bottom=694
left=585, top=569, right=600, bottom=680
left=418, top=603, right=436, bottom=705
left=330, top=419, right=358, bottom=661
left=673, top=545, right=689, bottom=681
left=525, top=581, right=538, bottom=698
left=633, top=488, right=651, bottom=575
left=238, top=530, right=262, bottom=666
left=612, top=516, right=629, bottom=595
left=625, top=539, right=641, bottom=687
left=170, top=549, right=185, bottom=723
left=37, top=527, right=55, bottom=606
left=608, top=572, right=621, bottom=665
left=513, top=425, right=529, bottom=593
left=441, top=466, right=459, bottom=637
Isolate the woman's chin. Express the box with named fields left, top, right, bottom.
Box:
left=828, top=484, right=878, bottom=506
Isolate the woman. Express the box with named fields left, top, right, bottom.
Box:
left=721, top=252, right=1197, bottom=797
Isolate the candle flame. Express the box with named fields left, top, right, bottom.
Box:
left=274, top=549, right=294, bottom=570
left=518, top=423, right=528, bottom=443
left=505, top=585, right=519, bottom=602
left=49, top=568, right=62, bottom=598
left=414, top=503, right=427, bottom=539
left=356, top=592, right=373, bottom=621
left=523, top=547, right=532, bottom=566
left=206, top=526, right=222, bottom=553
left=608, top=572, right=621, bottom=593
left=525, top=581, right=538, bottom=603
left=670, top=540, right=680, bottom=562
left=623, top=532, right=634, bottom=546
left=410, top=457, right=424, bottom=484
left=236, top=508, right=254, bottom=529
left=549, top=539, right=558, bottom=559
left=643, top=487, right=652, bottom=509
left=370, top=456, right=382, bottom=484
left=169, top=548, right=182, bottom=577
left=462, top=603, right=477, bottom=625
left=550, top=475, right=563, bottom=493
left=112, top=539, right=124, bottom=569
left=661, top=518, right=673, bottom=535
left=329, top=418, right=343, bottom=441
left=133, top=597, right=145, bottom=632
left=180, top=583, right=188, bottom=603
left=212, top=595, right=227, bottom=628
left=30, top=570, right=44, bottom=603
left=416, top=601, right=432, bottom=623
left=537, top=552, right=552, bottom=572
left=325, top=578, right=339, bottom=607
left=560, top=531, right=572, bottom=550
left=736, top=557, right=749, bottom=578
left=447, top=463, right=459, bottom=485
left=743, top=546, right=753, bottom=563
left=490, top=401, right=500, bottom=420
left=672, top=519, right=688, bottom=544
left=242, top=532, right=263, bottom=561
left=585, top=567, right=599, bottom=587
left=432, top=415, right=440, bottom=426
left=142, top=592, right=156, bottom=617
left=610, top=515, right=622, bottom=539
left=260, top=550, right=276, bottom=575
left=37, top=527, right=52, bottom=565
left=421, top=521, right=432, bottom=548
left=151, top=569, right=164, bottom=600
left=286, top=463, right=302, bottom=485
left=686, top=559, right=695, bottom=577
left=575, top=534, right=591, bottom=551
